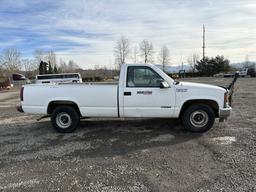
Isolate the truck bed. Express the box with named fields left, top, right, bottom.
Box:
left=22, top=84, right=118, bottom=117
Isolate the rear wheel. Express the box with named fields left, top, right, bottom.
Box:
left=182, top=104, right=215, bottom=133
left=51, top=106, right=80, bottom=133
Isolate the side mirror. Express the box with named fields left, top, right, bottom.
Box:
left=160, top=81, right=170, bottom=89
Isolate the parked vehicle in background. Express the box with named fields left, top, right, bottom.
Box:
left=217, top=68, right=249, bottom=78
left=237, top=68, right=248, bottom=77
left=11, top=73, right=30, bottom=86
left=35, top=73, right=82, bottom=84
left=248, top=64, right=256, bottom=77
left=12, top=73, right=26, bottom=81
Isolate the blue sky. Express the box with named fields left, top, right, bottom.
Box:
left=0, top=0, right=255, bottom=68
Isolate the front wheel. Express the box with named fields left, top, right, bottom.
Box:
left=51, top=106, right=80, bottom=133
left=182, top=104, right=215, bottom=133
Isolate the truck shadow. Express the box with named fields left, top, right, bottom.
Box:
left=2, top=118, right=203, bottom=162
left=65, top=118, right=202, bottom=158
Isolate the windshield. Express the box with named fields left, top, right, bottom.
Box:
left=151, top=65, right=175, bottom=84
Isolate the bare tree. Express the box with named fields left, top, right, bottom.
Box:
left=46, top=51, right=57, bottom=66
left=158, top=45, right=170, bottom=71
left=132, top=45, right=139, bottom=63
left=58, top=59, right=80, bottom=73
left=0, top=48, right=22, bottom=72
left=0, top=64, right=3, bottom=75
left=114, top=36, right=130, bottom=67
left=0, top=58, right=3, bottom=75
left=67, top=60, right=80, bottom=72
left=34, top=49, right=45, bottom=64
left=59, top=58, right=67, bottom=72
left=139, top=39, right=154, bottom=64
left=22, top=59, right=37, bottom=77
left=187, top=53, right=199, bottom=72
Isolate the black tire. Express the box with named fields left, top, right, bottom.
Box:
left=51, top=106, right=80, bottom=133
left=182, top=104, right=215, bottom=133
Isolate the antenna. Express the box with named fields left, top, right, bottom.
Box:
left=202, top=24, right=206, bottom=61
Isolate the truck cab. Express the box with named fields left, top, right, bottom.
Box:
left=118, top=64, right=176, bottom=118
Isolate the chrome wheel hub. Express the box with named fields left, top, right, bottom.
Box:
left=190, top=110, right=208, bottom=128
left=56, top=112, right=71, bottom=129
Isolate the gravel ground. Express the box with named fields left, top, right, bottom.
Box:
left=0, top=77, right=255, bottom=192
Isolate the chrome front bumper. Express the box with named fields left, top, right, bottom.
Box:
left=219, top=107, right=232, bottom=122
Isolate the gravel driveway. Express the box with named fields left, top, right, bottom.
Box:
left=0, top=77, right=255, bottom=192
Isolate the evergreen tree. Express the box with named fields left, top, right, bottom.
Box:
left=39, top=61, right=48, bottom=75
left=42, top=62, right=48, bottom=74
left=39, top=61, right=44, bottom=75
left=48, top=62, right=53, bottom=74
left=195, top=55, right=230, bottom=76
left=195, top=57, right=211, bottom=76
left=53, top=65, right=58, bottom=73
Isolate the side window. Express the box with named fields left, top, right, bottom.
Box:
left=127, top=66, right=164, bottom=87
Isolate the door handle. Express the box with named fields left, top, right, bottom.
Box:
left=124, top=92, right=132, bottom=96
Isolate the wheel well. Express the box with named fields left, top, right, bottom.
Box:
left=179, top=99, right=219, bottom=118
left=47, top=101, right=82, bottom=117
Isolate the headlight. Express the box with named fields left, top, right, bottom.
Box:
left=224, top=91, right=230, bottom=108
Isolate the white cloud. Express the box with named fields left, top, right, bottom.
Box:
left=1, top=0, right=256, bottom=68
left=0, top=38, right=24, bottom=48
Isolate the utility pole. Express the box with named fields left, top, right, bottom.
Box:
left=180, top=55, right=183, bottom=70
left=202, top=24, right=206, bottom=61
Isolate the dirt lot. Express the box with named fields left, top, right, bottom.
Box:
left=0, top=77, right=255, bottom=192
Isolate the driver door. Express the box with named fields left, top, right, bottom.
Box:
left=122, top=66, right=175, bottom=117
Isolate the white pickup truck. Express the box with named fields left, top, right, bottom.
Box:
left=17, top=64, right=233, bottom=133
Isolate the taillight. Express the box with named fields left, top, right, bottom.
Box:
left=20, top=87, right=24, bottom=101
